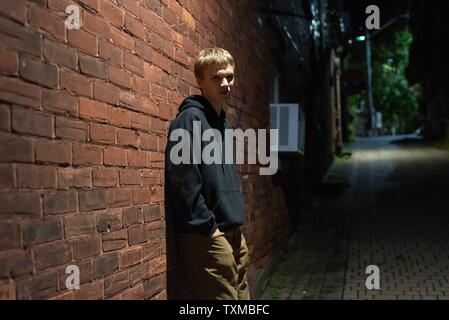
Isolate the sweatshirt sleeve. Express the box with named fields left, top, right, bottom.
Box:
left=165, top=111, right=218, bottom=237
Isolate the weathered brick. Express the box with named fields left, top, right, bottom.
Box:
left=124, top=14, right=145, bottom=40
left=0, top=76, right=41, bottom=108
left=94, top=81, right=120, bottom=105
left=99, top=0, right=124, bottom=27
left=19, top=55, right=59, bottom=89
left=0, top=222, right=21, bottom=250
left=0, top=192, right=41, bottom=216
left=44, top=39, right=78, bottom=70
left=117, top=128, right=139, bottom=148
left=43, top=90, right=78, bottom=116
left=58, top=167, right=92, bottom=188
left=108, top=65, right=131, bottom=89
left=73, top=143, right=102, bottom=165
left=119, top=169, right=141, bottom=186
left=93, top=252, right=119, bottom=279
left=141, top=170, right=160, bottom=185
left=123, top=207, right=143, bottom=226
left=127, top=150, right=148, bottom=167
left=109, top=25, right=134, bottom=50
left=99, top=39, right=123, bottom=66
left=17, top=272, right=59, bottom=300
left=93, top=167, right=118, bottom=187
left=132, top=187, right=151, bottom=205
left=143, top=273, right=165, bottom=299
left=74, top=235, right=101, bottom=259
left=130, top=112, right=151, bottom=131
left=148, top=255, right=166, bottom=278
left=140, top=95, right=159, bottom=117
left=65, top=214, right=96, bottom=238
left=17, top=164, right=57, bottom=189
left=107, top=188, right=132, bottom=208
left=61, top=69, right=92, bottom=97
left=102, top=229, right=127, bottom=252
left=0, top=17, right=41, bottom=56
left=143, top=241, right=162, bottom=262
left=90, top=123, right=117, bottom=145
left=34, top=241, right=73, bottom=270
left=104, top=270, right=129, bottom=298
left=79, top=54, right=107, bottom=79
left=0, top=250, right=33, bottom=278
left=74, top=280, right=104, bottom=300
left=0, top=282, right=16, bottom=300
left=143, top=205, right=161, bottom=222
left=0, top=0, right=27, bottom=24
left=146, top=0, right=163, bottom=17
left=0, top=164, right=14, bottom=189
left=119, top=246, right=142, bottom=269
left=128, top=262, right=149, bottom=286
left=29, top=4, right=65, bottom=40
left=151, top=83, right=168, bottom=102
left=118, top=0, right=139, bottom=15
left=43, top=190, right=77, bottom=215
left=145, top=220, right=165, bottom=240
left=119, top=91, right=140, bottom=111
left=103, top=147, right=127, bottom=166
left=107, top=107, right=131, bottom=128
left=79, top=189, right=107, bottom=211
left=83, top=10, right=110, bottom=38
left=96, top=210, right=122, bottom=232
left=67, top=28, right=97, bottom=56
left=131, top=75, right=150, bottom=96
left=0, top=105, right=10, bottom=132
left=79, top=97, right=108, bottom=122
left=140, top=133, right=158, bottom=151
left=55, top=116, right=88, bottom=141
left=128, top=226, right=147, bottom=245
left=23, top=219, right=63, bottom=247
left=135, top=39, right=154, bottom=63
left=0, top=47, right=18, bottom=75
left=35, top=140, right=71, bottom=165
left=152, top=51, right=170, bottom=73
left=121, top=283, right=144, bottom=300
left=13, top=107, right=53, bottom=140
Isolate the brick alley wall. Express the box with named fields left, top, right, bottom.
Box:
left=0, top=0, right=291, bottom=300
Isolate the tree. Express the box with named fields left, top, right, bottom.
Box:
left=372, top=29, right=421, bottom=134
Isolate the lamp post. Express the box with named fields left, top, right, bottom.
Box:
left=355, top=13, right=411, bottom=133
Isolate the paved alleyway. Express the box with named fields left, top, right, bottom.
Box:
left=258, top=135, right=449, bottom=300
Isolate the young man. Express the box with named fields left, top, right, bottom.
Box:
left=165, top=48, right=250, bottom=300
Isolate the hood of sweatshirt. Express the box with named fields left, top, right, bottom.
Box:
left=178, top=95, right=226, bottom=124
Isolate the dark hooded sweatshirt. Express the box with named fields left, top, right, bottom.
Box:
left=164, top=95, right=245, bottom=237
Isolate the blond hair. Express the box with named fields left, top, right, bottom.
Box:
left=194, top=47, right=235, bottom=80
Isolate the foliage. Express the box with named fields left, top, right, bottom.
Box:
left=372, top=29, right=422, bottom=134
left=344, top=29, right=422, bottom=135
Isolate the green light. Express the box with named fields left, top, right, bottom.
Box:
left=356, top=35, right=366, bottom=42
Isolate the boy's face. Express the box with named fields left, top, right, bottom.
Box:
left=197, top=64, right=235, bottom=109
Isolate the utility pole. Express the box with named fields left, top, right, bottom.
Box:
left=356, top=13, right=411, bottom=134
left=365, top=30, right=376, bottom=131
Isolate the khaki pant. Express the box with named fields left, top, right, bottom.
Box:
left=176, top=227, right=250, bottom=300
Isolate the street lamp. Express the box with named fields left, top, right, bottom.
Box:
left=355, top=13, right=411, bottom=134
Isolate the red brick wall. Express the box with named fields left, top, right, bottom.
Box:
left=0, top=0, right=291, bottom=300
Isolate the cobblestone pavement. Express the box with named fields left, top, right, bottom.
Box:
left=258, top=135, right=449, bottom=300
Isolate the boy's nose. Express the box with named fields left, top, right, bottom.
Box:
left=221, top=78, right=229, bottom=87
